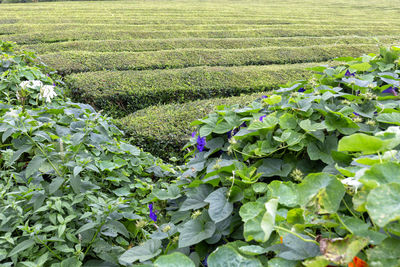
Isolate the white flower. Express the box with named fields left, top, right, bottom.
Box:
left=39, top=85, right=57, bottom=103
left=341, top=177, right=362, bottom=191
left=5, top=108, right=19, bottom=118
left=19, top=80, right=43, bottom=89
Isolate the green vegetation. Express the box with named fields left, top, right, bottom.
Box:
left=66, top=63, right=313, bottom=115
left=118, top=93, right=265, bottom=160
left=121, top=45, right=400, bottom=267
left=2, top=0, right=399, bottom=161
left=40, top=44, right=377, bottom=74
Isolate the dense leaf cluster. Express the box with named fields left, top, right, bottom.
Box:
left=0, top=41, right=175, bottom=266
left=123, top=46, right=400, bottom=266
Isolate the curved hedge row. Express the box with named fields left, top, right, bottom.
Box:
left=22, top=36, right=399, bottom=54
left=6, top=27, right=400, bottom=44
left=117, top=93, right=265, bottom=160
left=66, top=63, right=316, bottom=116
left=40, top=44, right=378, bottom=74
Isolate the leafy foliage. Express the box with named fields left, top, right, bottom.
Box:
left=0, top=41, right=174, bottom=266
left=124, top=46, right=400, bottom=266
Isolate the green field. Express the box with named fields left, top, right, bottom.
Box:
left=1, top=0, right=399, bottom=158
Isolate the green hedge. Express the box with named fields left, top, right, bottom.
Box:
left=117, top=93, right=265, bottom=160
left=6, top=27, right=400, bottom=44
left=66, top=63, right=316, bottom=117
left=21, top=36, right=398, bottom=54
left=40, top=44, right=378, bottom=74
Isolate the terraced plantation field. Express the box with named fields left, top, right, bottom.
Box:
left=1, top=0, right=400, bottom=159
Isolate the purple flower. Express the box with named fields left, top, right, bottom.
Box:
left=52, top=83, right=56, bottom=87
left=298, top=87, right=306, bottom=92
left=197, top=136, right=206, bottom=152
left=259, top=115, right=267, bottom=122
left=240, top=122, right=247, bottom=128
left=149, top=203, right=157, bottom=222
left=353, top=112, right=360, bottom=116
left=191, top=131, right=196, bottom=138
left=261, top=95, right=268, bottom=99
left=345, top=70, right=355, bottom=77
left=382, top=86, right=398, bottom=96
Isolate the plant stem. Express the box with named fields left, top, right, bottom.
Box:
left=335, top=213, right=353, bottom=234
left=83, top=221, right=105, bottom=258
left=274, top=226, right=319, bottom=245
left=35, top=236, right=63, bottom=261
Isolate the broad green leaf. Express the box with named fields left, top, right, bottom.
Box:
left=303, top=256, right=331, bottom=267
left=268, top=181, right=298, bottom=207
left=239, top=202, right=265, bottom=222
left=350, top=62, right=372, bottom=71
left=366, top=238, right=400, bottom=264
left=248, top=115, right=278, bottom=130
left=60, top=257, right=82, bottom=267
left=377, top=112, right=400, bottom=126
left=213, top=121, right=232, bottom=134
left=268, top=258, right=299, bottom=267
left=119, top=239, right=162, bottom=264
left=152, top=184, right=181, bottom=200
left=8, top=239, right=35, bottom=257
left=338, top=133, right=386, bottom=154
left=264, top=95, right=282, bottom=105
left=298, top=173, right=345, bottom=213
left=366, top=183, right=400, bottom=227
left=299, top=119, right=326, bottom=132
left=178, top=213, right=216, bottom=248
left=325, top=112, right=359, bottom=135
left=179, top=184, right=213, bottom=211
left=26, top=155, right=46, bottom=178
left=278, top=233, right=320, bottom=260
left=238, top=245, right=268, bottom=255
left=204, top=187, right=233, bottom=223
left=306, top=135, right=337, bottom=164
left=260, top=198, right=278, bottom=242
left=199, top=124, right=214, bottom=137
left=279, top=113, right=298, bottom=130
left=154, top=252, right=195, bottom=267
left=49, top=177, right=64, bottom=194
left=360, top=162, right=400, bottom=188
left=257, top=158, right=292, bottom=178
left=207, top=245, right=262, bottom=267
left=319, top=236, right=369, bottom=265
left=76, top=222, right=98, bottom=234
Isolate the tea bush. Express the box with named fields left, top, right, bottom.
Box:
left=66, top=63, right=313, bottom=116
left=120, top=46, right=400, bottom=266
left=40, top=44, right=376, bottom=74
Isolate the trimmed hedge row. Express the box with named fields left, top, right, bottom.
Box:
left=40, top=44, right=378, bottom=74
left=66, top=63, right=316, bottom=117
left=1, top=23, right=398, bottom=35
left=6, top=27, right=400, bottom=44
left=117, top=93, right=265, bottom=160
left=22, top=36, right=399, bottom=54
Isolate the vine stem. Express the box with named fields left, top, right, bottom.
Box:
left=335, top=213, right=353, bottom=234
left=274, top=226, right=319, bottom=245
left=83, top=221, right=105, bottom=258
left=35, top=236, right=63, bottom=261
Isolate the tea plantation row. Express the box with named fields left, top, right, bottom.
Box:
left=1, top=0, right=400, bottom=159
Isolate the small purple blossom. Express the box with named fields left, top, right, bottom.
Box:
left=149, top=203, right=157, bottom=222
left=353, top=112, right=360, bottom=116
left=197, top=136, right=206, bottom=152
left=345, top=70, right=355, bottom=77
left=259, top=115, right=267, bottom=122
left=382, top=86, right=398, bottom=96
left=261, top=95, right=268, bottom=99
left=298, top=87, right=306, bottom=92
left=240, top=122, right=247, bottom=128
left=191, top=131, right=196, bottom=138
left=52, top=83, right=56, bottom=87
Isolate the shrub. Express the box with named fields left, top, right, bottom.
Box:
left=66, top=63, right=314, bottom=117
left=39, top=44, right=378, bottom=74
left=118, top=93, right=266, bottom=161
left=120, top=46, right=400, bottom=266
